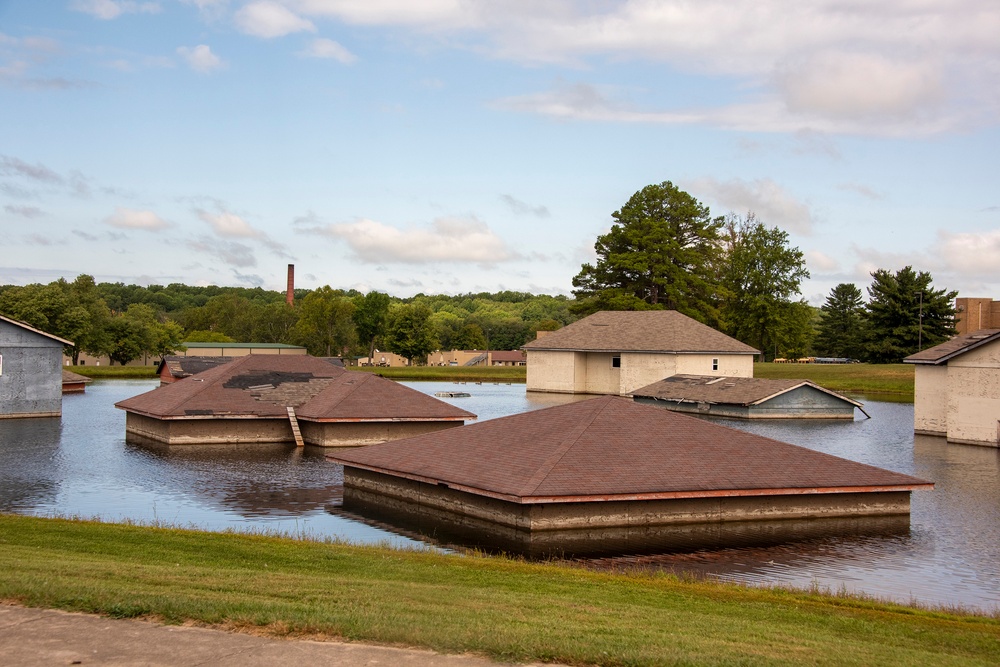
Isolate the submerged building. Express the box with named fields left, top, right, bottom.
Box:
left=330, top=396, right=931, bottom=557
left=116, top=354, right=475, bottom=446
left=631, top=374, right=866, bottom=419
left=0, top=314, right=72, bottom=419
left=521, top=310, right=759, bottom=395
left=905, top=329, right=1000, bottom=447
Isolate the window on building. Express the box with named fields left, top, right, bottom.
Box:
left=712, top=358, right=719, bottom=371
left=611, top=355, right=621, bottom=368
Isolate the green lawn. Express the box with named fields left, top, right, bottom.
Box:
left=754, top=363, right=914, bottom=398
left=66, top=365, right=158, bottom=379
left=1, top=515, right=996, bottom=666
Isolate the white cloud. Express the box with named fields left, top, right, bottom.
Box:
left=235, top=1, right=316, bottom=38
left=686, top=177, right=814, bottom=235
left=176, top=45, right=225, bottom=73
left=838, top=183, right=885, bottom=201
left=4, top=205, right=45, bottom=219
left=197, top=209, right=261, bottom=238
left=104, top=207, right=171, bottom=230
left=71, top=0, right=161, bottom=20
left=806, top=250, right=840, bottom=273
left=298, top=38, right=356, bottom=63
left=774, top=52, right=945, bottom=121
left=937, top=228, right=1000, bottom=279
left=186, top=235, right=257, bottom=267
left=312, top=216, right=516, bottom=264
left=500, top=194, right=549, bottom=217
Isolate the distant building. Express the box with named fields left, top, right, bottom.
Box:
left=905, top=329, right=1000, bottom=447
left=632, top=374, right=865, bottom=419
left=116, top=354, right=474, bottom=446
left=426, top=350, right=526, bottom=367
left=358, top=351, right=410, bottom=367
left=955, top=298, right=1000, bottom=335
left=178, top=342, right=307, bottom=357
left=521, top=310, right=759, bottom=395
left=331, top=396, right=931, bottom=557
left=1, top=314, right=73, bottom=419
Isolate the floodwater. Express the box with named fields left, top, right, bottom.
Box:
left=1, top=379, right=998, bottom=612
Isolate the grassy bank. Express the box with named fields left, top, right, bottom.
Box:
left=1, top=515, right=997, bottom=666
left=66, top=365, right=158, bottom=379
left=349, top=365, right=526, bottom=382
left=755, top=363, right=914, bottom=398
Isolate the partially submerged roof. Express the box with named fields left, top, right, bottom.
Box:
left=61, top=370, right=92, bottom=385
left=521, top=310, right=759, bottom=355
left=330, top=396, right=929, bottom=504
left=0, top=313, right=73, bottom=346
left=158, top=355, right=233, bottom=379
left=117, top=355, right=475, bottom=423
left=904, top=329, right=1000, bottom=365
left=631, top=374, right=863, bottom=409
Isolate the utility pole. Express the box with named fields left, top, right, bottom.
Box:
left=915, top=291, right=924, bottom=351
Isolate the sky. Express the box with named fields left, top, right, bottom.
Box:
left=1, top=1, right=998, bottom=305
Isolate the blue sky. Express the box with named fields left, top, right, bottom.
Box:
left=1, top=1, right=998, bottom=304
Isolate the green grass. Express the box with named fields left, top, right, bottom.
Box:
left=754, top=363, right=914, bottom=399
left=349, top=365, right=526, bottom=382
left=66, top=365, right=158, bottom=379
left=1, top=515, right=997, bottom=666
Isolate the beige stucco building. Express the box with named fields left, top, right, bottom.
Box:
left=521, top=310, right=759, bottom=395
left=905, top=329, right=1000, bottom=447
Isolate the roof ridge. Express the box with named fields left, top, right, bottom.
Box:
left=301, top=370, right=371, bottom=413
left=162, top=354, right=253, bottom=413
left=516, top=397, right=613, bottom=497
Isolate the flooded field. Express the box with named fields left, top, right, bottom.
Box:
left=1, top=379, right=998, bottom=612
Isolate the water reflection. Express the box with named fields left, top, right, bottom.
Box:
left=1, top=379, right=998, bottom=612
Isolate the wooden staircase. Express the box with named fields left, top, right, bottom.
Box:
left=286, top=406, right=305, bottom=447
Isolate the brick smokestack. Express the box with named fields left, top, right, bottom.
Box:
left=286, top=264, right=294, bottom=306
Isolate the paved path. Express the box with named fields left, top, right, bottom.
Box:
left=0, top=605, right=558, bottom=667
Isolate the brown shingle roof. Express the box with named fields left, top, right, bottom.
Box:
left=158, top=355, right=233, bottom=379
left=903, top=329, right=1000, bottom=365
left=521, top=311, right=759, bottom=355
left=61, top=370, right=91, bottom=384
left=330, top=395, right=929, bottom=503
left=490, top=350, right=525, bottom=362
left=631, top=374, right=862, bottom=408
left=117, top=355, right=474, bottom=422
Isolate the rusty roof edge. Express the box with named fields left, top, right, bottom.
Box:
left=518, top=483, right=936, bottom=504
left=331, top=459, right=935, bottom=504
left=301, top=415, right=474, bottom=423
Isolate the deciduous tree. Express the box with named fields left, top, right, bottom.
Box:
left=385, top=303, right=436, bottom=364
left=718, top=214, right=810, bottom=359
left=353, top=291, right=391, bottom=361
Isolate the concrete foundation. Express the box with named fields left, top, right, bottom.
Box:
left=342, top=467, right=913, bottom=557
left=125, top=412, right=466, bottom=447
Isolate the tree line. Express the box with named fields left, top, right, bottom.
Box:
left=0, top=181, right=958, bottom=366
left=571, top=180, right=957, bottom=362
left=0, top=277, right=572, bottom=365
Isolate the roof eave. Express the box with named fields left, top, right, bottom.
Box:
left=335, top=461, right=933, bottom=505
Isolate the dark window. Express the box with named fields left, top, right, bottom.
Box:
left=611, top=355, right=621, bottom=368
left=712, top=358, right=719, bottom=371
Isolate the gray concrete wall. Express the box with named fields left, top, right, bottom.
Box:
left=301, top=420, right=464, bottom=447
left=0, top=320, right=64, bottom=418
left=343, top=468, right=912, bottom=530
left=343, top=467, right=912, bottom=557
